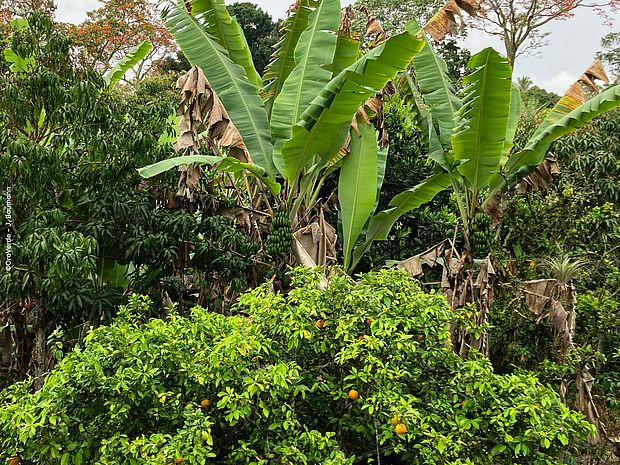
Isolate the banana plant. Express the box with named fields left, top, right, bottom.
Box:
left=139, top=0, right=427, bottom=266
left=350, top=38, right=620, bottom=272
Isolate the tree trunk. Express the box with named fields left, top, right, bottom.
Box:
left=30, top=302, right=46, bottom=390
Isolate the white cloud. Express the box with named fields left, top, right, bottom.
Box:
left=55, top=0, right=100, bottom=24
left=531, top=70, right=575, bottom=94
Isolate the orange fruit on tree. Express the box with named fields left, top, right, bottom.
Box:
left=364, top=318, right=372, bottom=326
left=395, top=423, right=407, bottom=434
left=200, top=398, right=211, bottom=408
left=358, top=335, right=366, bottom=341
left=347, top=389, right=359, bottom=400
left=316, top=319, right=325, bottom=329
left=390, top=416, right=400, bottom=426
left=175, top=458, right=185, bottom=464
left=8, top=457, right=20, bottom=465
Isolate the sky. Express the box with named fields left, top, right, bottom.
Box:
left=55, top=0, right=619, bottom=94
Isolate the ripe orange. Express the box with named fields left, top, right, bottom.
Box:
left=8, top=457, right=20, bottom=465
left=175, top=458, right=185, bottom=464
left=316, top=319, right=325, bottom=329
left=364, top=318, right=372, bottom=326
left=200, top=398, right=211, bottom=408
left=395, top=423, right=407, bottom=434
left=390, top=416, right=400, bottom=426
left=347, top=389, right=359, bottom=400
left=358, top=335, right=366, bottom=341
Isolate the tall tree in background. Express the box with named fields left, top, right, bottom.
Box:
left=67, top=0, right=175, bottom=78
left=0, top=0, right=54, bottom=18
left=599, top=32, right=620, bottom=82
left=474, top=0, right=619, bottom=66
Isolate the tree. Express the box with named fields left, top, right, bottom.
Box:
left=140, top=0, right=431, bottom=272
left=0, top=0, right=54, bottom=18
left=0, top=12, right=260, bottom=386
left=353, top=33, right=620, bottom=355
left=0, top=269, right=595, bottom=464
left=352, top=0, right=444, bottom=34
left=473, top=0, right=620, bottom=66
left=67, top=0, right=175, bottom=78
left=599, top=32, right=620, bottom=82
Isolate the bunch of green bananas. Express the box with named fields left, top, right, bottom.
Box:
left=265, top=211, right=292, bottom=256
left=471, top=212, right=493, bottom=257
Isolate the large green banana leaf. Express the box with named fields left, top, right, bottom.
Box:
left=270, top=0, right=340, bottom=175
left=350, top=172, right=451, bottom=271
left=330, top=34, right=361, bottom=78
left=189, top=0, right=262, bottom=91
left=498, top=83, right=620, bottom=188
left=137, top=155, right=222, bottom=178
left=400, top=72, right=449, bottom=170
left=263, top=0, right=316, bottom=105
left=529, top=86, right=586, bottom=140
left=339, top=119, right=379, bottom=270
left=104, top=41, right=152, bottom=88
left=411, top=33, right=461, bottom=147
left=165, top=4, right=275, bottom=174
left=451, top=48, right=512, bottom=195
left=280, top=20, right=426, bottom=183
left=137, top=154, right=281, bottom=195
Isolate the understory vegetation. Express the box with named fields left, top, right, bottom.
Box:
left=1, top=0, right=620, bottom=464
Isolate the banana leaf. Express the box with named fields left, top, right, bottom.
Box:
left=104, top=41, right=152, bottom=88
left=270, top=0, right=340, bottom=175
left=263, top=0, right=316, bottom=105
left=339, top=119, right=379, bottom=270
left=411, top=33, right=461, bottom=147
left=280, top=20, right=426, bottom=183
left=137, top=154, right=281, bottom=195
left=165, top=4, right=275, bottom=174
left=350, top=172, right=451, bottom=271
left=500, top=83, right=620, bottom=188
left=452, top=48, right=512, bottom=194
left=190, top=0, right=262, bottom=91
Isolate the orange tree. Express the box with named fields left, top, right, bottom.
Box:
left=0, top=269, right=593, bottom=464
left=67, top=0, right=175, bottom=78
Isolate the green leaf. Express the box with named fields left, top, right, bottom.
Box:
left=270, top=0, right=341, bottom=175
left=104, top=41, right=152, bottom=88
left=411, top=33, right=461, bottom=147
left=165, top=3, right=275, bottom=173
left=500, top=84, right=620, bottom=188
left=190, top=0, right=263, bottom=91
left=280, top=20, right=426, bottom=183
left=217, top=157, right=282, bottom=195
left=137, top=155, right=223, bottom=178
left=452, top=48, right=512, bottom=195
left=350, top=172, right=451, bottom=270
left=263, top=0, right=316, bottom=105
left=339, top=119, right=379, bottom=270
left=329, top=33, right=361, bottom=78
left=137, top=155, right=280, bottom=195
left=3, top=48, right=35, bottom=73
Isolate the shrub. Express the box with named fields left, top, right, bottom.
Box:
left=0, top=269, right=593, bottom=464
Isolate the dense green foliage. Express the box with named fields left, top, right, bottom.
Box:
left=0, top=270, right=594, bottom=464
left=0, top=12, right=259, bottom=382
